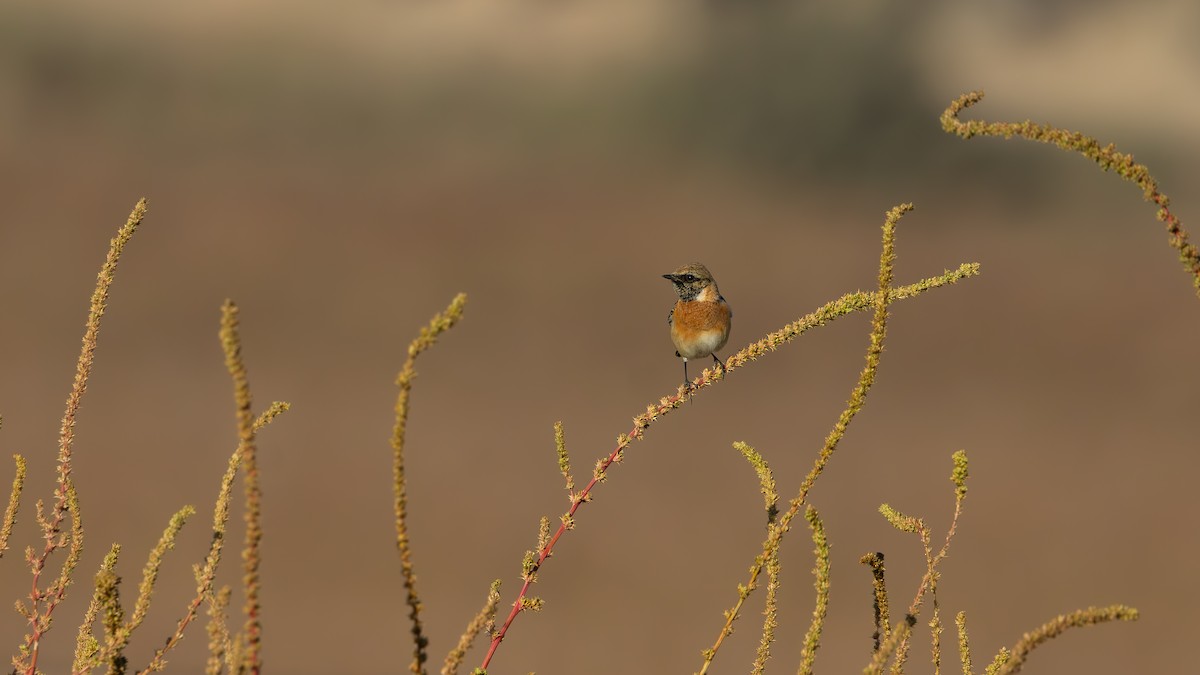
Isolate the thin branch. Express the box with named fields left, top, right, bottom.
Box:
left=137, top=396, right=288, bottom=674
left=796, top=505, right=831, bottom=675
left=942, top=90, right=1200, bottom=299
left=0, top=454, right=26, bottom=558
left=393, top=293, right=468, bottom=675
left=860, top=552, right=890, bottom=654
left=219, top=301, right=263, bottom=675
left=699, top=204, right=912, bottom=675
left=441, top=580, right=502, bottom=675
left=992, top=606, right=1139, bottom=675
left=17, top=199, right=146, bottom=675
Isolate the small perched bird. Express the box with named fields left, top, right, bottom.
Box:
left=663, top=263, right=732, bottom=388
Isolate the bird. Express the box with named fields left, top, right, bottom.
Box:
left=663, top=262, right=732, bottom=389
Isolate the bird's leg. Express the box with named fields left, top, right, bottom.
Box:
left=711, top=353, right=725, bottom=374
left=682, top=357, right=690, bottom=389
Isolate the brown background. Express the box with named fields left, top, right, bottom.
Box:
left=1, top=1, right=1197, bottom=673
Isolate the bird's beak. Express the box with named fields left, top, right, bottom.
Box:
left=662, top=273, right=677, bottom=282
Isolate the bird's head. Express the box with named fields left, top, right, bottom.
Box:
left=663, top=263, right=716, bottom=301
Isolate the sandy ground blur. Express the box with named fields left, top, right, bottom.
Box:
left=0, top=1, right=1197, bottom=673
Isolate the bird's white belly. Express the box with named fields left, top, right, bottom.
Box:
left=678, top=328, right=727, bottom=359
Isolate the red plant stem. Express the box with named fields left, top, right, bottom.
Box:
left=475, top=264, right=979, bottom=670
left=478, top=389, right=687, bottom=670
left=25, top=484, right=72, bottom=675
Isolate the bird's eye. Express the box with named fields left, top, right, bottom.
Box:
left=681, top=274, right=695, bottom=282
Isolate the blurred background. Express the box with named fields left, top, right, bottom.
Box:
left=0, top=0, right=1197, bottom=672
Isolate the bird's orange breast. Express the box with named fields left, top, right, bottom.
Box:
left=670, top=299, right=731, bottom=359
